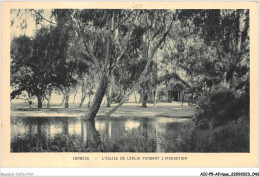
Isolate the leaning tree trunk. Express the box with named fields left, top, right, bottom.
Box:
left=65, top=94, right=69, bottom=108
left=85, top=74, right=108, bottom=120
left=37, top=96, right=43, bottom=109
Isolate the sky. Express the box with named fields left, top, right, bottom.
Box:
left=11, top=9, right=53, bottom=38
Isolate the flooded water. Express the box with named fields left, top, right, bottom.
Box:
left=11, top=116, right=193, bottom=152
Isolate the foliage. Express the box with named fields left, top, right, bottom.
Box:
left=11, top=25, right=76, bottom=107
left=160, top=117, right=249, bottom=152
left=51, top=9, right=177, bottom=117
left=186, top=117, right=248, bottom=152
left=11, top=9, right=249, bottom=121
left=194, top=86, right=248, bottom=129
left=157, top=87, right=168, bottom=102
left=176, top=10, right=249, bottom=89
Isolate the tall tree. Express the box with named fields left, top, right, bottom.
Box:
left=177, top=9, right=249, bottom=91
left=11, top=25, right=75, bottom=108
left=50, top=9, right=176, bottom=119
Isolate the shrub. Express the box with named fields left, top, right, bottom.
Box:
left=157, top=87, right=168, bottom=102
left=161, top=117, right=249, bottom=152
left=186, top=117, right=249, bottom=152
left=194, top=86, right=243, bottom=129
left=100, top=131, right=157, bottom=152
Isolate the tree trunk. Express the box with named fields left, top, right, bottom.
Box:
left=103, top=98, right=107, bottom=106
left=181, top=91, right=185, bottom=107
left=79, top=93, right=86, bottom=108
left=60, top=94, right=65, bottom=106
left=37, top=96, right=43, bottom=109
left=190, top=92, right=194, bottom=106
left=47, top=91, right=51, bottom=108
left=65, top=94, right=69, bottom=108
left=28, top=100, right=32, bottom=108
left=134, top=92, right=137, bottom=103
left=167, top=90, right=172, bottom=103
left=73, top=91, right=78, bottom=105
left=47, top=99, right=50, bottom=108
left=87, top=95, right=92, bottom=108
left=106, top=95, right=111, bottom=107
left=139, top=90, right=143, bottom=103
left=106, top=74, right=114, bottom=107
left=154, top=85, right=157, bottom=106
left=142, top=89, right=148, bottom=108
left=85, top=74, right=108, bottom=120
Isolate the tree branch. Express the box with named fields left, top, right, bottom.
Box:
left=82, top=41, right=102, bottom=72
left=105, top=16, right=175, bottom=117
left=114, top=10, right=136, bottom=30
left=69, top=15, right=102, bottom=73
left=31, top=9, right=56, bottom=24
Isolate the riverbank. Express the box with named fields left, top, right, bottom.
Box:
left=11, top=102, right=194, bottom=119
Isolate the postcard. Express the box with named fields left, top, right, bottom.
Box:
left=1, top=1, right=258, bottom=167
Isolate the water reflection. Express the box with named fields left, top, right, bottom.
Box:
left=11, top=116, right=192, bottom=152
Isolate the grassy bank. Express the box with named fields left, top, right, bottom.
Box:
left=11, top=102, right=194, bottom=119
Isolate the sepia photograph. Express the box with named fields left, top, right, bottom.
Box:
left=10, top=8, right=250, bottom=153
left=1, top=1, right=258, bottom=170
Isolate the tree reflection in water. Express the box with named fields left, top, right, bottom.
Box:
left=86, top=120, right=101, bottom=151
left=11, top=116, right=192, bottom=152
